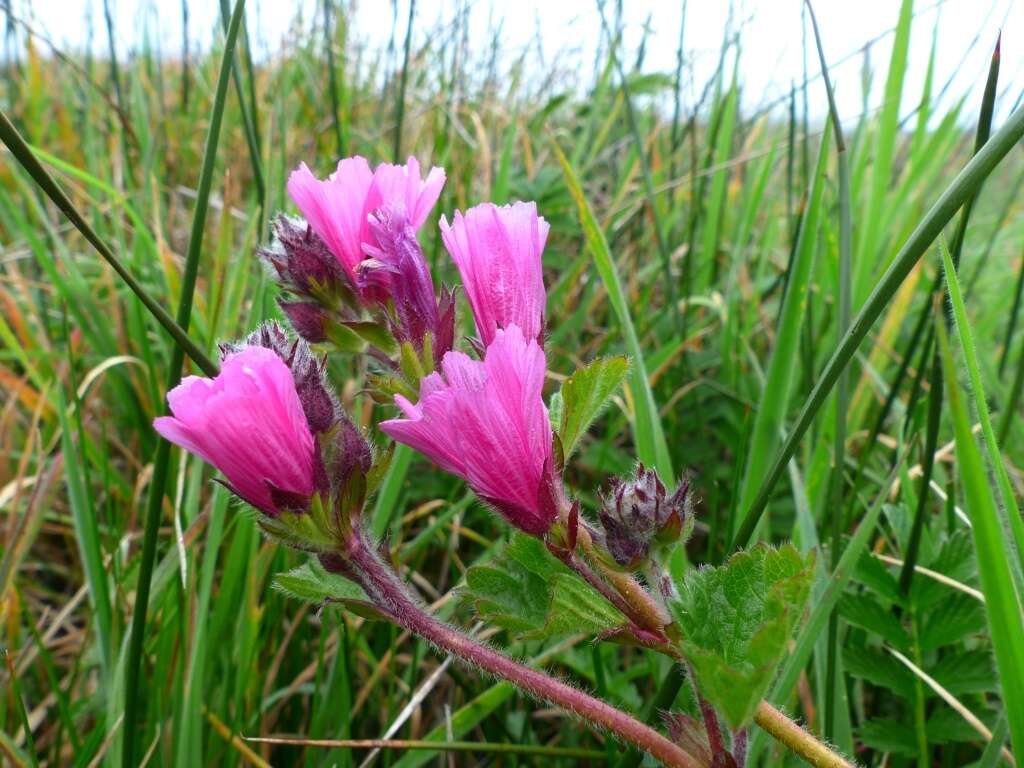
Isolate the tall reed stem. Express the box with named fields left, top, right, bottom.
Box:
left=344, top=531, right=701, bottom=768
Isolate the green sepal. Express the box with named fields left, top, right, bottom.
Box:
left=399, top=340, right=426, bottom=383
left=344, top=320, right=398, bottom=356
left=367, top=372, right=418, bottom=403
left=259, top=492, right=339, bottom=553
left=419, top=332, right=435, bottom=375
left=325, top=319, right=368, bottom=354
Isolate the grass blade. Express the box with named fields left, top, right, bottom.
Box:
left=805, top=1, right=853, bottom=739
left=852, top=0, right=912, bottom=307
left=552, top=139, right=673, bottom=481
left=733, top=121, right=830, bottom=540
left=936, top=304, right=1024, bottom=758
left=902, top=33, right=1000, bottom=595
left=941, top=239, right=1024, bottom=585
left=121, top=1, right=246, bottom=763
left=732, top=101, right=1024, bottom=549
left=56, top=383, right=113, bottom=678
left=218, top=0, right=265, bottom=210
left=747, top=449, right=908, bottom=763
left=393, top=0, right=416, bottom=161
left=0, top=111, right=217, bottom=376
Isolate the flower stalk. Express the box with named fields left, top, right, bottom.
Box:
left=342, top=529, right=702, bottom=768
left=575, top=522, right=671, bottom=633
left=753, top=701, right=856, bottom=768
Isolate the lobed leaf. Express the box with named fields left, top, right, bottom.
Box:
left=670, top=543, right=814, bottom=728
left=462, top=534, right=624, bottom=641
left=273, top=558, right=384, bottom=620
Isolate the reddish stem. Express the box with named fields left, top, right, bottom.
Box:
left=732, top=729, right=747, bottom=768
left=697, top=691, right=729, bottom=767
left=345, top=531, right=700, bottom=768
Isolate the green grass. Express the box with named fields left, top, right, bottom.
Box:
left=1, top=2, right=1024, bottom=766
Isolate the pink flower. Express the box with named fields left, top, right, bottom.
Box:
left=287, top=157, right=373, bottom=278
left=380, top=325, right=558, bottom=535
left=440, top=201, right=548, bottom=346
left=287, top=156, right=445, bottom=284
left=154, top=346, right=316, bottom=516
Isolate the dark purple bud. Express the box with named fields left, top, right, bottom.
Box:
left=598, top=465, right=694, bottom=568
left=279, top=299, right=328, bottom=343
left=262, top=215, right=351, bottom=296
left=238, top=320, right=293, bottom=359
left=294, top=367, right=336, bottom=434
left=330, top=417, right=373, bottom=488
left=598, top=508, right=649, bottom=569
left=434, top=285, right=457, bottom=361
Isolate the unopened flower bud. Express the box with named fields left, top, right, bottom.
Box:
left=279, top=299, right=329, bottom=343
left=598, top=465, right=693, bottom=569
left=261, top=215, right=353, bottom=300
left=360, top=203, right=453, bottom=362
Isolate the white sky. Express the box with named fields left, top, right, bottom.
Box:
left=17, top=0, right=1024, bottom=124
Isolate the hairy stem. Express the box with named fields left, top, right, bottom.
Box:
left=562, top=551, right=659, bottom=639
left=732, top=729, right=747, bottom=768
left=753, top=702, right=856, bottom=768
left=697, top=691, right=727, bottom=763
left=345, top=531, right=700, bottom=768
left=576, top=523, right=671, bottom=632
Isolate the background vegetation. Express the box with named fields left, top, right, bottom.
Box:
left=1, top=0, right=1023, bottom=765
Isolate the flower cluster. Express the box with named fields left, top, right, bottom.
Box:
left=264, top=157, right=453, bottom=366
left=155, top=153, right=691, bottom=579
left=157, top=154, right=566, bottom=550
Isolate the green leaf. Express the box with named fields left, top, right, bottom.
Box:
left=462, top=534, right=623, bottom=641
left=858, top=718, right=919, bottom=756
left=273, top=559, right=383, bottom=620
left=854, top=552, right=904, bottom=605
left=540, top=574, right=625, bottom=639
left=552, top=141, right=673, bottom=480
left=838, top=592, right=909, bottom=649
left=557, top=356, right=629, bottom=460
left=927, top=706, right=997, bottom=744
left=919, top=593, right=987, bottom=652
left=930, top=650, right=997, bottom=696
left=670, top=543, right=814, bottom=728
left=843, top=646, right=916, bottom=700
